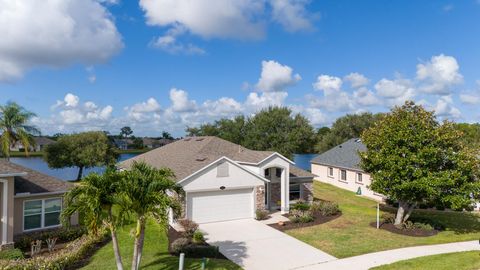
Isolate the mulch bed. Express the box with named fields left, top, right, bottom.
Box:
left=268, top=212, right=342, bottom=231
left=369, top=222, right=439, bottom=237
left=167, top=226, right=228, bottom=260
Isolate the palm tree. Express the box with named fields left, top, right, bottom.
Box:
left=118, top=161, right=183, bottom=270
left=0, top=102, right=40, bottom=159
left=62, top=169, right=125, bottom=270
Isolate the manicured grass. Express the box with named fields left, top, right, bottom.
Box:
left=81, top=219, right=241, bottom=270
left=8, top=151, right=44, bottom=157
left=370, top=251, right=480, bottom=270
left=287, top=181, right=480, bottom=258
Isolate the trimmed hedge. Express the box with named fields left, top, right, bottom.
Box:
left=0, top=232, right=107, bottom=270
left=14, top=226, right=86, bottom=251
left=180, top=245, right=220, bottom=258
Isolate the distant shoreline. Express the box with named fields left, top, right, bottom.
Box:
left=6, top=148, right=149, bottom=158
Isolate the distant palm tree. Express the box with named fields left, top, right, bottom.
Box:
left=62, top=169, right=125, bottom=270
left=0, top=102, right=39, bottom=159
left=118, top=161, right=183, bottom=270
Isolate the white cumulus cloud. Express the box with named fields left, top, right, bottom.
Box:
left=0, top=0, right=123, bottom=81
left=170, top=88, right=198, bottom=112
left=256, top=60, right=301, bottom=92
left=270, top=0, right=317, bottom=32
left=416, top=54, right=463, bottom=95
left=344, top=72, right=369, bottom=88
left=313, top=75, right=343, bottom=94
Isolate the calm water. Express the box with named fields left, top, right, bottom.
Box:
left=10, top=153, right=138, bottom=181
left=293, top=153, right=317, bottom=171
left=11, top=153, right=317, bottom=181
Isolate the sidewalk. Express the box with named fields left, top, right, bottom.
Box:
left=294, top=240, right=480, bottom=270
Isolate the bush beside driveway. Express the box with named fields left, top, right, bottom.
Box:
left=287, top=181, right=480, bottom=258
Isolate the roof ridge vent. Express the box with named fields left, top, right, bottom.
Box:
left=195, top=155, right=207, bottom=161
left=196, top=138, right=204, bottom=141
left=184, top=138, right=191, bottom=141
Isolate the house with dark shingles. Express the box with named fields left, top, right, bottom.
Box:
left=0, top=160, right=78, bottom=248
left=119, top=136, right=314, bottom=224
left=10, top=136, right=55, bottom=152
left=311, top=138, right=384, bottom=201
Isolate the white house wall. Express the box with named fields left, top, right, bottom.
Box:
left=311, top=163, right=383, bottom=201
left=181, top=160, right=265, bottom=192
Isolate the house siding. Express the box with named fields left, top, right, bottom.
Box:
left=311, top=163, right=384, bottom=201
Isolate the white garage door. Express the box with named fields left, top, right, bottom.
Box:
left=187, top=188, right=254, bottom=223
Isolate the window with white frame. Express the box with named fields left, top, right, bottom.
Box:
left=289, top=184, right=301, bottom=201
left=328, top=167, right=334, bottom=177
left=24, top=198, right=62, bottom=231
left=340, top=170, right=347, bottom=181
left=356, top=173, right=363, bottom=183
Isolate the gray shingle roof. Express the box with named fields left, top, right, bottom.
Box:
left=119, top=136, right=313, bottom=181
left=311, top=138, right=366, bottom=171
left=0, top=160, right=72, bottom=195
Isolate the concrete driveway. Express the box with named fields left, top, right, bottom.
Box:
left=200, top=219, right=336, bottom=270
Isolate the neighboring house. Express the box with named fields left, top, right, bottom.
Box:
left=10, top=137, right=55, bottom=152
left=311, top=138, right=385, bottom=201
left=0, top=160, right=78, bottom=248
left=113, top=138, right=131, bottom=150
left=119, top=136, right=314, bottom=224
left=142, top=138, right=175, bottom=149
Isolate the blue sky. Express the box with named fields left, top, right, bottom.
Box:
left=1, top=0, right=480, bottom=136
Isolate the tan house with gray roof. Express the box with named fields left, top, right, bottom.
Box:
left=0, top=160, right=78, bottom=249
left=119, top=136, right=314, bottom=224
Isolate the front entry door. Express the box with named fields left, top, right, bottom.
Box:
left=264, top=182, right=271, bottom=210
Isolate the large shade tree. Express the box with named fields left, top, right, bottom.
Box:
left=360, top=101, right=480, bottom=226
left=186, top=107, right=316, bottom=158
left=118, top=161, right=183, bottom=270
left=0, top=102, right=40, bottom=159
left=62, top=169, right=124, bottom=270
left=44, top=131, right=119, bottom=180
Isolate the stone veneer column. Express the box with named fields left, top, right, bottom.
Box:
left=255, top=186, right=265, bottom=211
left=302, top=183, right=314, bottom=202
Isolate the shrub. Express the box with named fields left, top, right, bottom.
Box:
left=0, top=231, right=107, bottom=270
left=178, top=219, right=199, bottom=239
left=171, top=238, right=190, bottom=254
left=255, top=209, right=269, bottom=220
left=291, top=201, right=310, bottom=212
left=181, top=245, right=220, bottom=258
left=0, top=249, right=24, bottom=260
left=289, top=209, right=314, bottom=223
left=413, top=222, right=434, bottom=231
left=381, top=213, right=396, bottom=224
left=311, top=201, right=340, bottom=216
left=13, top=226, right=86, bottom=251
left=192, top=231, right=205, bottom=244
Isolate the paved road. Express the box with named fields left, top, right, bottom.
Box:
left=296, top=240, right=480, bottom=270
left=200, top=219, right=337, bottom=270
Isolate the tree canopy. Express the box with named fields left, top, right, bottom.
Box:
left=315, top=112, right=383, bottom=153
left=120, top=126, right=133, bottom=138
left=186, top=107, right=316, bottom=158
left=43, top=131, right=119, bottom=180
left=360, top=101, right=480, bottom=225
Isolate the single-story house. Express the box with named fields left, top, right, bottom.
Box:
left=113, top=138, right=132, bottom=150
left=311, top=138, right=385, bottom=201
left=119, top=136, right=315, bottom=224
left=10, top=137, right=55, bottom=152
left=0, top=160, right=78, bottom=249
left=141, top=138, right=175, bottom=149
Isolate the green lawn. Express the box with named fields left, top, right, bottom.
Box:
left=287, top=181, right=480, bottom=258
left=370, top=251, right=480, bottom=270
left=81, top=219, right=241, bottom=270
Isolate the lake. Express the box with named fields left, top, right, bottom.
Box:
left=11, top=153, right=318, bottom=181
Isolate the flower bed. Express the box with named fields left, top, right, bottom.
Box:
left=0, top=232, right=108, bottom=270
left=269, top=200, right=342, bottom=231
left=167, top=220, right=226, bottom=260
